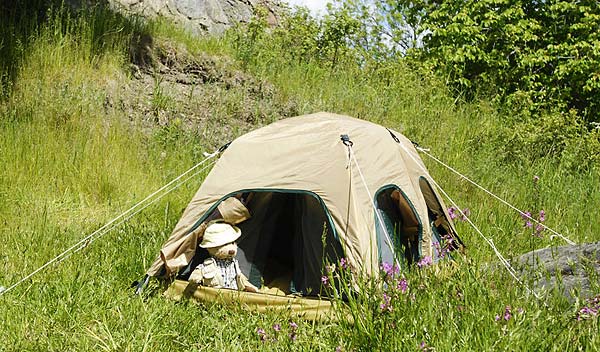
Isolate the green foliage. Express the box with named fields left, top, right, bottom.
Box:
left=0, top=2, right=599, bottom=351
left=412, top=0, right=600, bottom=125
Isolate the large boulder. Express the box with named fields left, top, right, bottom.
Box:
left=516, top=242, right=600, bottom=301
left=108, top=0, right=280, bottom=35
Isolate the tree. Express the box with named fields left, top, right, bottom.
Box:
left=414, top=0, right=600, bottom=124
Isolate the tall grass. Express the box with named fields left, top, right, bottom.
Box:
left=0, top=3, right=598, bottom=351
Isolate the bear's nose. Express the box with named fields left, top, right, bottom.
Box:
left=228, top=249, right=235, bottom=256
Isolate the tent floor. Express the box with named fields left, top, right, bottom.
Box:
left=164, top=279, right=335, bottom=321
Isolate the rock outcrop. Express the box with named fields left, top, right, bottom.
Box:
left=108, top=0, right=280, bottom=35
left=516, top=242, right=600, bottom=301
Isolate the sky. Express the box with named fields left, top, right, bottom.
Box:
left=284, top=0, right=331, bottom=16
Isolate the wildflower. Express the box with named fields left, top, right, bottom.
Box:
left=321, top=275, right=329, bottom=286
left=575, top=295, right=600, bottom=321
left=326, top=264, right=336, bottom=274
left=503, top=306, right=512, bottom=321
left=289, top=332, right=297, bottom=341
left=257, top=328, right=267, bottom=342
left=419, top=341, right=426, bottom=349
left=525, top=220, right=533, bottom=229
left=417, top=256, right=432, bottom=268
left=534, top=224, right=544, bottom=237
left=539, top=210, right=546, bottom=222
left=520, top=211, right=532, bottom=221
left=289, top=321, right=298, bottom=330
left=448, top=206, right=458, bottom=220
left=517, top=307, right=524, bottom=314
left=273, top=324, right=281, bottom=332
left=339, top=257, right=348, bottom=269
left=397, top=277, right=408, bottom=293
left=380, top=293, right=392, bottom=312
left=494, top=314, right=501, bottom=322
left=335, top=346, right=342, bottom=352
left=380, top=262, right=400, bottom=279
left=460, top=208, right=471, bottom=221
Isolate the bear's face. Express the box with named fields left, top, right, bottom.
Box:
left=207, top=242, right=238, bottom=260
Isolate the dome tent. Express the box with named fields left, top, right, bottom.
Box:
left=145, top=112, right=462, bottom=317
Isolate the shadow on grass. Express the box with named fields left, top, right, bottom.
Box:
left=0, top=0, right=153, bottom=98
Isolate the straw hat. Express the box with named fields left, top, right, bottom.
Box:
left=200, top=221, right=242, bottom=248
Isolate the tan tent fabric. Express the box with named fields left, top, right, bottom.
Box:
left=147, top=112, right=459, bottom=282
left=165, top=280, right=335, bottom=321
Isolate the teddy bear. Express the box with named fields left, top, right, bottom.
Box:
left=188, top=221, right=259, bottom=293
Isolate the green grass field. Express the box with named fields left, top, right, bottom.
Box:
left=1, top=3, right=598, bottom=351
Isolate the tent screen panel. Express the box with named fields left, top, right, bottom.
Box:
left=375, top=186, right=421, bottom=267
left=419, top=177, right=462, bottom=260
left=193, top=191, right=343, bottom=296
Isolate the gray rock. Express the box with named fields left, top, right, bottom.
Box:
left=107, top=0, right=281, bottom=35
left=515, top=242, right=600, bottom=301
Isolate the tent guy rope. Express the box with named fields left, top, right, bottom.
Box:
left=392, top=139, right=540, bottom=298
left=415, top=146, right=576, bottom=246
left=420, top=169, right=541, bottom=299
left=0, top=149, right=222, bottom=297
left=343, top=136, right=401, bottom=270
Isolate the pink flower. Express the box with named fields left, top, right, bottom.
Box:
left=273, top=323, right=281, bottom=332
left=380, top=293, right=392, bottom=312
left=503, top=306, right=512, bottom=321
left=257, top=328, right=267, bottom=342
left=340, top=257, right=348, bottom=269
left=321, top=275, right=329, bottom=286
left=417, top=256, right=432, bottom=268
left=397, top=278, right=408, bottom=293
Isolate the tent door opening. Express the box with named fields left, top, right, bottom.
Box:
left=180, top=191, right=344, bottom=297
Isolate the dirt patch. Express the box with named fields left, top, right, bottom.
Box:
left=106, top=36, right=298, bottom=150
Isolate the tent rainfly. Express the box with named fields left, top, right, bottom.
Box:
left=144, top=112, right=463, bottom=319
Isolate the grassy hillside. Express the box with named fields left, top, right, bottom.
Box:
left=0, top=3, right=598, bottom=350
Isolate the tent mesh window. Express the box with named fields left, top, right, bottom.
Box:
left=375, top=186, right=421, bottom=268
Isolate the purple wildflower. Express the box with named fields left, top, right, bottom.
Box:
left=503, top=306, right=512, bottom=321
left=419, top=341, right=426, bottom=349
left=289, top=321, right=298, bottom=330
left=521, top=211, right=532, bottom=220
left=289, top=332, right=297, bottom=341
left=340, top=257, right=348, bottom=269
left=448, top=206, right=458, bottom=220
left=417, top=256, right=432, bottom=268
left=539, top=210, right=546, bottom=222
left=460, top=208, right=471, bottom=221
left=273, top=324, right=281, bottom=332
left=321, top=275, right=329, bottom=286
left=380, top=262, right=400, bottom=278
left=534, top=224, right=544, bottom=237
left=380, top=293, right=392, bottom=312
left=575, top=295, right=600, bottom=321
left=397, top=278, right=408, bottom=293
left=257, top=328, right=267, bottom=342
left=494, top=314, right=501, bottom=322
left=525, top=220, right=533, bottom=229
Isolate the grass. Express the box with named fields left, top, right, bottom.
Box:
left=0, top=3, right=599, bottom=351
